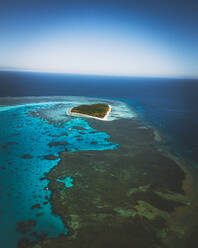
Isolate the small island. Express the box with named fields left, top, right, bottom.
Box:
left=68, top=103, right=111, bottom=120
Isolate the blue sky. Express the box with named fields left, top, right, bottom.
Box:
left=0, top=0, right=198, bottom=78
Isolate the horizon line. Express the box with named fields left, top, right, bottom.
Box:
left=0, top=68, right=198, bottom=80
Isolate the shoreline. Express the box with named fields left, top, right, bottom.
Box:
left=67, top=104, right=112, bottom=121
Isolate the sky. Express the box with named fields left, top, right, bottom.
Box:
left=0, top=0, right=198, bottom=78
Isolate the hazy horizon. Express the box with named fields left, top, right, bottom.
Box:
left=1, top=68, right=198, bottom=81
left=1, top=0, right=198, bottom=78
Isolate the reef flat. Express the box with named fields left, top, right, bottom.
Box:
left=0, top=97, right=121, bottom=247
left=26, top=113, right=198, bottom=248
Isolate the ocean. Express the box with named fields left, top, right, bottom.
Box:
left=1, top=71, right=198, bottom=163
left=0, top=71, right=198, bottom=248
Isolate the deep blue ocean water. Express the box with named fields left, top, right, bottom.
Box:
left=0, top=71, right=198, bottom=247
left=1, top=71, right=198, bottom=161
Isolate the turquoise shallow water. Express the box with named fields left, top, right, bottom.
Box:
left=0, top=102, right=118, bottom=247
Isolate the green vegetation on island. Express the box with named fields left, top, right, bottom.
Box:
left=71, top=103, right=110, bottom=118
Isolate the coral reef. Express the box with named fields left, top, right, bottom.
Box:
left=26, top=118, right=198, bottom=248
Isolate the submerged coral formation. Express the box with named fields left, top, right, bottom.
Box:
left=1, top=98, right=197, bottom=248
left=26, top=117, right=198, bottom=248
left=56, top=176, right=74, bottom=189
